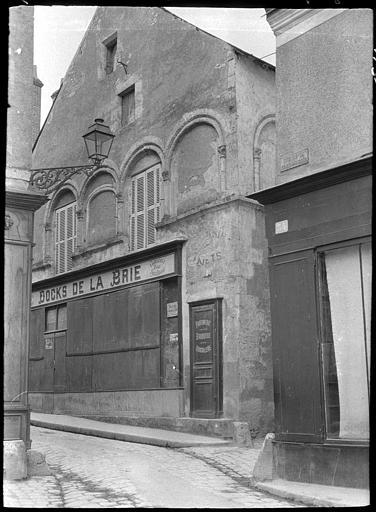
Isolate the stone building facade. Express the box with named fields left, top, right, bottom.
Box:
left=250, top=8, right=372, bottom=488
left=29, top=7, right=276, bottom=437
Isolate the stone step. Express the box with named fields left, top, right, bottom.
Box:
left=77, top=415, right=253, bottom=445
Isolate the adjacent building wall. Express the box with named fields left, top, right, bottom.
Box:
left=272, top=9, right=373, bottom=183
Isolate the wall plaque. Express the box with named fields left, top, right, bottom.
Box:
left=280, top=148, right=309, bottom=172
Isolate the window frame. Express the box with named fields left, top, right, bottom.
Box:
left=120, top=85, right=135, bottom=126
left=45, top=303, right=67, bottom=334
left=316, top=236, right=371, bottom=444
left=129, top=163, right=161, bottom=252
left=103, top=32, right=117, bottom=75
left=54, top=200, right=77, bottom=275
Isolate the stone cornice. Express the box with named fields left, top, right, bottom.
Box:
left=247, top=156, right=372, bottom=205
left=266, top=9, right=315, bottom=35
left=266, top=8, right=347, bottom=47
left=6, top=189, right=49, bottom=211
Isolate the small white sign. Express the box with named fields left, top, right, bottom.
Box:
left=45, top=338, right=53, bottom=349
left=167, top=301, right=178, bottom=318
left=275, top=219, right=289, bottom=234
left=169, top=333, right=178, bottom=343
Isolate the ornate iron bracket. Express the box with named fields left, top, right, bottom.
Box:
left=30, top=164, right=101, bottom=195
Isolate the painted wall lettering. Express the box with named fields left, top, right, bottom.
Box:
left=33, top=253, right=175, bottom=307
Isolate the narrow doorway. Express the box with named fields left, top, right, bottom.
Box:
left=189, top=299, right=222, bottom=418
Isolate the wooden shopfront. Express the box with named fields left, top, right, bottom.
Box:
left=248, top=156, right=371, bottom=489
left=29, top=242, right=183, bottom=416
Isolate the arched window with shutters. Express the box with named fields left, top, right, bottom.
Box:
left=54, top=193, right=77, bottom=274
left=129, top=160, right=161, bottom=251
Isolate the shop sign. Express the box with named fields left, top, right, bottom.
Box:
left=32, top=253, right=175, bottom=307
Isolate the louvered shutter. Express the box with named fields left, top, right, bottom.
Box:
left=55, top=202, right=77, bottom=274
left=130, top=164, right=160, bottom=251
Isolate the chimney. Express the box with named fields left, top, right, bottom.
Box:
left=32, top=65, right=43, bottom=146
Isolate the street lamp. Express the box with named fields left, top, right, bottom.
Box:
left=30, top=118, right=115, bottom=194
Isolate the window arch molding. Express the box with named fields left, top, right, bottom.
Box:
left=119, top=139, right=165, bottom=186
left=84, top=185, right=118, bottom=245
left=45, top=185, right=78, bottom=274
left=80, top=169, right=118, bottom=246
left=79, top=165, right=120, bottom=198
left=165, top=112, right=226, bottom=216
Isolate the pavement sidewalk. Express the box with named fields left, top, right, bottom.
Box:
left=30, top=412, right=233, bottom=448
left=30, top=412, right=370, bottom=507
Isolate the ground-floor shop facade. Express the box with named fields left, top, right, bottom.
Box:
left=29, top=197, right=274, bottom=436
left=249, top=157, right=371, bottom=488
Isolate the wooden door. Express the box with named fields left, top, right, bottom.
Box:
left=190, top=300, right=222, bottom=418
left=269, top=250, right=323, bottom=442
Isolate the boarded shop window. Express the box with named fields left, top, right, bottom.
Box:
left=120, top=86, right=135, bottom=126
left=130, top=164, right=160, bottom=251
left=319, top=240, right=371, bottom=440
left=87, top=190, right=116, bottom=245
left=55, top=201, right=77, bottom=274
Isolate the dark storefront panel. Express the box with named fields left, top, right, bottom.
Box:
left=160, top=278, right=181, bottom=388
left=29, top=275, right=181, bottom=394
left=66, top=355, right=92, bottom=392
left=270, top=250, right=323, bottom=442
left=92, top=348, right=160, bottom=390
left=67, top=299, right=93, bottom=355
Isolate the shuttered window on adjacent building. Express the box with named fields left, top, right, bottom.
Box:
left=55, top=202, right=77, bottom=274
left=130, top=164, right=160, bottom=251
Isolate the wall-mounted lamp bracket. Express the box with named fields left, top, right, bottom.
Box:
left=30, top=163, right=101, bottom=195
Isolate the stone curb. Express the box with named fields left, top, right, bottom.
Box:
left=253, top=481, right=368, bottom=508
left=31, top=419, right=233, bottom=449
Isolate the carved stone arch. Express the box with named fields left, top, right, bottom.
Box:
left=45, top=184, right=78, bottom=227
left=253, top=114, right=276, bottom=192
left=79, top=165, right=118, bottom=201
left=166, top=112, right=226, bottom=216
left=165, top=111, right=226, bottom=176
left=79, top=168, right=119, bottom=245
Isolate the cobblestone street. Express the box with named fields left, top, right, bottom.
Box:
left=4, top=426, right=303, bottom=508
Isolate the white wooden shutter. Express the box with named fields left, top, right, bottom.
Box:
left=130, top=164, right=160, bottom=251
left=55, top=202, right=77, bottom=274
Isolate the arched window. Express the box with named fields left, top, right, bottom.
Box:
left=54, top=190, right=77, bottom=274
left=128, top=152, right=161, bottom=251
left=87, top=189, right=117, bottom=244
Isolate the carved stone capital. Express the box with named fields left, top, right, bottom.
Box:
left=5, top=214, right=13, bottom=230
left=162, top=170, right=170, bottom=181
left=76, top=209, right=85, bottom=220
left=218, top=145, right=227, bottom=158
left=254, top=147, right=262, bottom=159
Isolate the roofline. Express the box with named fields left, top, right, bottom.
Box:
left=161, top=7, right=275, bottom=71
